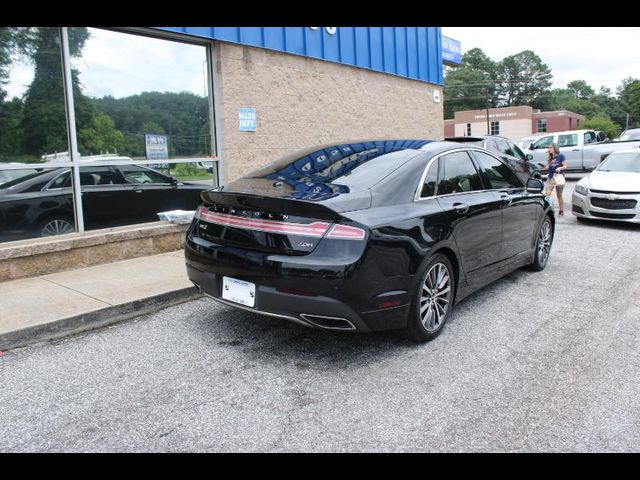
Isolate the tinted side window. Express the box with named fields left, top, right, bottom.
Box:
left=496, top=139, right=513, bottom=156
left=584, top=131, right=597, bottom=144
left=510, top=142, right=526, bottom=160
left=439, top=151, right=483, bottom=195
left=473, top=151, right=524, bottom=189
left=420, top=160, right=438, bottom=198
left=48, top=171, right=71, bottom=189
left=79, top=167, right=120, bottom=186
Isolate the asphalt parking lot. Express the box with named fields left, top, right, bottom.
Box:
left=1, top=176, right=639, bottom=452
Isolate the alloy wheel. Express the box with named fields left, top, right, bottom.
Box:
left=419, top=262, right=452, bottom=332
left=537, top=219, right=552, bottom=266
left=41, top=219, right=74, bottom=236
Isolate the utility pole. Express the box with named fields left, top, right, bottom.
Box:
left=485, top=88, right=490, bottom=135
left=626, top=113, right=630, bottom=130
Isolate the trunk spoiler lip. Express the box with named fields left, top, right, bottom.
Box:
left=200, top=190, right=345, bottom=222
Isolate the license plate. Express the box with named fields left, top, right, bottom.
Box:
left=222, top=276, right=256, bottom=307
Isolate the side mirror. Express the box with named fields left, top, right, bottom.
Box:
left=526, top=153, right=533, bottom=160
left=526, top=177, right=544, bottom=193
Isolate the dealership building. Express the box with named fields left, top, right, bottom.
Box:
left=0, top=27, right=456, bottom=276
left=154, top=27, right=449, bottom=184
left=444, top=105, right=585, bottom=141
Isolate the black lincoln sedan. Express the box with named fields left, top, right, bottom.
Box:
left=185, top=140, right=554, bottom=342
left=0, top=164, right=205, bottom=242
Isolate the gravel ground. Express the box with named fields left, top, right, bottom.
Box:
left=1, top=179, right=640, bottom=452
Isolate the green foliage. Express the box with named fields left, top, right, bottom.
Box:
left=78, top=113, right=124, bottom=155
left=618, top=78, right=640, bottom=128
left=93, top=92, right=210, bottom=158
left=567, top=80, right=595, bottom=100
left=443, top=48, right=498, bottom=119
left=495, top=50, right=552, bottom=106
left=17, top=28, right=94, bottom=157
left=580, top=116, right=621, bottom=139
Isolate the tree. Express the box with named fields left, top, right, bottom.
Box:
left=567, top=80, right=595, bottom=100
left=617, top=77, right=640, bottom=129
left=78, top=113, right=124, bottom=155
left=580, top=116, right=621, bottom=140
left=18, top=27, right=92, bottom=157
left=495, top=50, right=552, bottom=106
left=443, top=48, right=498, bottom=119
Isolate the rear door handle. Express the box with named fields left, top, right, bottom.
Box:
left=571, top=149, right=580, bottom=151
left=452, top=202, right=469, bottom=214
left=499, top=193, right=513, bottom=206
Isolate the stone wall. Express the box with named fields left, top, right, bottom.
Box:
left=215, top=43, right=444, bottom=183
left=0, top=222, right=189, bottom=282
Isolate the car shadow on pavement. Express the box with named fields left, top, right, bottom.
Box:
left=192, top=299, right=421, bottom=370
left=573, top=217, right=640, bottom=232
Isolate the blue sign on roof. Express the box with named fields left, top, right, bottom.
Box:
left=153, top=27, right=444, bottom=85
left=441, top=35, right=461, bottom=65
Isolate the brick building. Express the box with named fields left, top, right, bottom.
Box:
left=444, top=106, right=584, bottom=142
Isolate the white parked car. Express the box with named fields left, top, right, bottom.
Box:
left=571, top=149, right=640, bottom=224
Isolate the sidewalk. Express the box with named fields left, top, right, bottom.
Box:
left=0, top=250, right=200, bottom=351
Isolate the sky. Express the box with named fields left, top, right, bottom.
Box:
left=6, top=27, right=640, bottom=99
left=6, top=28, right=208, bottom=100
left=441, top=27, right=640, bottom=93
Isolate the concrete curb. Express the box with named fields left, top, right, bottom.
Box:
left=0, top=287, right=202, bottom=352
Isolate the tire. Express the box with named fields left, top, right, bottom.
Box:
left=39, top=216, right=75, bottom=237
left=528, top=215, right=553, bottom=271
left=404, top=253, right=455, bottom=343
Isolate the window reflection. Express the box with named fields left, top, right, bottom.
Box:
left=247, top=140, right=430, bottom=200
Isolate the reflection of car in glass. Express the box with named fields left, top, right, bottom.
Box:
left=186, top=139, right=554, bottom=342
left=0, top=164, right=206, bottom=241
left=572, top=150, right=640, bottom=224
left=0, top=167, right=39, bottom=184
left=445, top=135, right=544, bottom=183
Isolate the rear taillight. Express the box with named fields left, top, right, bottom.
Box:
left=326, top=224, right=366, bottom=240
left=195, top=205, right=365, bottom=241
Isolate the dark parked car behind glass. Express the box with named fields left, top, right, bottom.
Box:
left=185, top=139, right=554, bottom=342
left=0, top=164, right=205, bottom=241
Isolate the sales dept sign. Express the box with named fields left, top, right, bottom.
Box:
left=145, top=134, right=168, bottom=160
left=238, top=108, right=257, bottom=132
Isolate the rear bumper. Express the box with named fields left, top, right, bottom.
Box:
left=184, top=233, right=412, bottom=332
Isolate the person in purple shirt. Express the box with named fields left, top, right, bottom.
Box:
left=545, top=143, right=568, bottom=216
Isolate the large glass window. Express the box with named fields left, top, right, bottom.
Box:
left=0, top=27, right=217, bottom=243
left=490, top=121, right=500, bottom=135
left=0, top=27, right=76, bottom=242
left=73, top=28, right=215, bottom=232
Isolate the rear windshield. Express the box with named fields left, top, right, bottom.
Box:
left=246, top=140, right=429, bottom=190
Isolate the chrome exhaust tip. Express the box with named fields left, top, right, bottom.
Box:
left=300, top=314, right=356, bottom=331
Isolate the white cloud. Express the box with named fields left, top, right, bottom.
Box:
left=441, top=27, right=640, bottom=92
left=6, top=27, right=208, bottom=99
